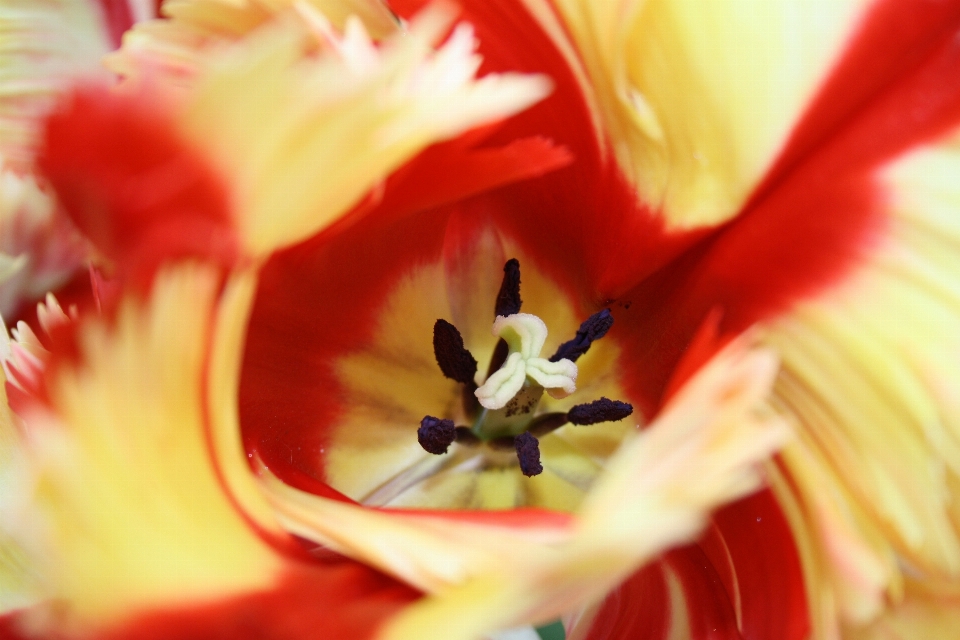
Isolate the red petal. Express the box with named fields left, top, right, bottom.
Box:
left=663, top=545, right=742, bottom=640
left=659, top=307, right=729, bottom=407
left=584, top=490, right=807, bottom=640
left=582, top=562, right=670, bottom=640
left=240, top=206, right=453, bottom=479
left=378, top=506, right=573, bottom=530
left=40, top=87, right=239, bottom=289
left=367, top=134, right=573, bottom=227
left=711, top=490, right=809, bottom=640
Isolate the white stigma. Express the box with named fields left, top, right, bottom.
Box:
left=474, top=313, right=578, bottom=410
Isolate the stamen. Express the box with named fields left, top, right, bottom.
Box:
left=495, top=258, right=522, bottom=317
left=567, top=397, right=634, bottom=425
left=550, top=309, right=614, bottom=362
left=485, top=339, right=510, bottom=381
left=454, top=426, right=481, bottom=446
left=514, top=432, right=543, bottom=476
left=418, top=416, right=456, bottom=454
left=433, top=319, right=478, bottom=385
left=527, top=412, right=569, bottom=437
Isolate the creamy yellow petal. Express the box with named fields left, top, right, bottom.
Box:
left=0, top=351, right=39, bottom=614
left=177, top=6, right=551, bottom=256
left=2, top=264, right=282, bottom=628
left=764, top=130, right=960, bottom=625
left=205, top=266, right=288, bottom=537
left=260, top=462, right=571, bottom=594
left=106, top=0, right=399, bottom=83
left=843, top=579, right=960, bottom=640
left=542, top=0, right=870, bottom=228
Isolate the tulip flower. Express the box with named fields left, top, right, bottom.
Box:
left=3, top=0, right=960, bottom=638
left=0, top=4, right=789, bottom=639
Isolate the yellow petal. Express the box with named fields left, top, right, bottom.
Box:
left=2, top=264, right=282, bottom=628
left=177, top=6, right=551, bottom=256
left=764, top=130, right=960, bottom=624
left=0, top=352, right=39, bottom=614
left=542, top=0, right=870, bottom=228
left=843, top=579, right=960, bottom=640
left=106, top=0, right=399, bottom=82
left=205, top=266, right=289, bottom=538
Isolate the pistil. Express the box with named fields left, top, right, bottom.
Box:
left=417, top=258, right=636, bottom=477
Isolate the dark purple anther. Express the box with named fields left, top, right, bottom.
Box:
left=418, top=416, right=456, bottom=454
left=567, top=397, right=634, bottom=425
left=433, top=319, right=478, bottom=385
left=550, top=309, right=614, bottom=362
left=495, top=258, right=522, bottom=317
left=514, top=432, right=543, bottom=477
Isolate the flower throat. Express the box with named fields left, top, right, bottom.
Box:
left=417, top=259, right=634, bottom=476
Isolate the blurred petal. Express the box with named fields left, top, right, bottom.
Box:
left=545, top=0, right=871, bottom=229
left=0, top=263, right=419, bottom=636
left=0, top=167, right=87, bottom=317
left=178, top=5, right=552, bottom=256
left=843, top=579, right=960, bottom=640
left=764, top=128, right=960, bottom=625
left=614, top=1, right=960, bottom=415
left=40, top=88, right=239, bottom=284
left=0, top=0, right=112, bottom=171
left=0, top=352, right=38, bottom=615
left=11, top=265, right=281, bottom=624
left=106, top=0, right=399, bottom=85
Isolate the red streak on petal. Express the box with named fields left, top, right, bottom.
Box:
left=659, top=307, right=729, bottom=407
left=4, top=380, right=42, bottom=427
left=759, top=0, right=960, bottom=194
left=40, top=87, right=239, bottom=290
left=370, top=135, right=573, bottom=225
left=0, top=561, right=419, bottom=640
left=618, top=1, right=960, bottom=413
left=261, top=452, right=359, bottom=504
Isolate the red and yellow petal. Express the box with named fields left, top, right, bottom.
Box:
left=544, top=0, right=872, bottom=231
left=0, top=263, right=419, bottom=638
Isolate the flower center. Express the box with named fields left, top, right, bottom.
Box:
left=417, top=259, right=634, bottom=476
